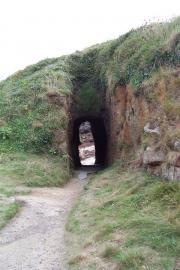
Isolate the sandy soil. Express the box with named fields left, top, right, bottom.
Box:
left=0, top=177, right=84, bottom=270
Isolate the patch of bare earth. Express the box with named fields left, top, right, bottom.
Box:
left=0, top=177, right=83, bottom=270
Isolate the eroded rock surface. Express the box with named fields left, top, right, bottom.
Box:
left=143, top=148, right=166, bottom=165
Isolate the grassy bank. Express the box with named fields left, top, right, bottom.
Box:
left=0, top=151, right=70, bottom=229
left=0, top=152, right=70, bottom=187
left=66, top=165, right=180, bottom=270
left=0, top=161, right=22, bottom=229
left=0, top=199, right=20, bottom=229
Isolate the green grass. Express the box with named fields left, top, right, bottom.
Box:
left=0, top=151, right=70, bottom=187
left=0, top=168, right=22, bottom=230
left=0, top=57, right=71, bottom=153
left=0, top=202, right=20, bottom=229
left=66, top=166, right=180, bottom=270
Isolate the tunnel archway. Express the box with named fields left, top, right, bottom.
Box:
left=68, top=116, right=108, bottom=168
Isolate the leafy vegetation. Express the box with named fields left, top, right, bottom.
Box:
left=0, top=57, right=72, bottom=211
left=66, top=165, right=180, bottom=270
left=0, top=57, right=72, bottom=153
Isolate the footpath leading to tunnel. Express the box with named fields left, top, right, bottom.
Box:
left=0, top=175, right=84, bottom=270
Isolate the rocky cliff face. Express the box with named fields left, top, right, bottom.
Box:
left=107, top=68, right=180, bottom=180
left=107, top=84, right=146, bottom=162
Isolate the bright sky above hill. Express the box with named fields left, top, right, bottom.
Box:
left=0, top=0, right=179, bottom=80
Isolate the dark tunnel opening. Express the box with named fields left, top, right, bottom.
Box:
left=69, top=117, right=108, bottom=168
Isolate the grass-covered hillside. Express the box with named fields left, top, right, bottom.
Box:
left=66, top=164, right=180, bottom=270
left=0, top=16, right=179, bottom=155
left=68, top=16, right=180, bottom=95
left=0, top=17, right=179, bottom=215
left=0, top=57, right=72, bottom=153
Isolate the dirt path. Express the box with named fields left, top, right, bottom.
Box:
left=0, top=176, right=84, bottom=270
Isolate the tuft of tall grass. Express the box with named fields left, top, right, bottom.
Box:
left=66, top=166, right=180, bottom=270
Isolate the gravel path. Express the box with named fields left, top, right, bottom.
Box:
left=0, top=176, right=84, bottom=270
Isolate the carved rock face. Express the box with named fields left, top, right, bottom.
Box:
left=143, top=148, right=166, bottom=165
left=162, top=165, right=180, bottom=181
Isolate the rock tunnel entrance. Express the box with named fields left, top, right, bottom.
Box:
left=68, top=117, right=108, bottom=168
